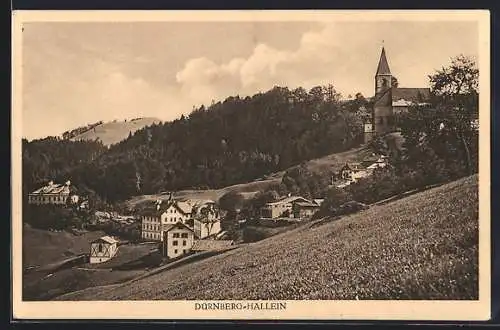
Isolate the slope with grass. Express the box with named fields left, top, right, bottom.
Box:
left=22, top=225, right=106, bottom=268
left=70, top=117, right=161, bottom=146
left=58, top=175, right=479, bottom=301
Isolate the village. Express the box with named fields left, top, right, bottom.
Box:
left=25, top=151, right=389, bottom=271
left=19, top=37, right=482, bottom=304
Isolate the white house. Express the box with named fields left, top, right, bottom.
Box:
left=141, top=200, right=193, bottom=241
left=90, top=236, right=119, bottom=264
left=339, top=163, right=371, bottom=182
left=366, top=156, right=389, bottom=171
left=28, top=180, right=79, bottom=206
left=162, top=222, right=195, bottom=259
left=193, top=203, right=222, bottom=239
left=260, top=196, right=312, bottom=219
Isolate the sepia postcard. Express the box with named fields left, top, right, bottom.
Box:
left=12, top=10, right=491, bottom=320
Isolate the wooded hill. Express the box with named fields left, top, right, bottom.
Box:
left=23, top=85, right=369, bottom=203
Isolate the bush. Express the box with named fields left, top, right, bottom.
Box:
left=313, top=187, right=353, bottom=219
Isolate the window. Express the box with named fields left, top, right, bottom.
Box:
left=183, top=249, right=186, bottom=254
left=98, top=244, right=103, bottom=252
left=183, top=240, right=186, bottom=246
left=173, top=240, right=178, bottom=246
left=173, top=233, right=180, bottom=238
left=174, top=249, right=178, bottom=254
left=181, top=233, right=188, bottom=238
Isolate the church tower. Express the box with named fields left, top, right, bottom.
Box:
left=373, top=46, right=394, bottom=135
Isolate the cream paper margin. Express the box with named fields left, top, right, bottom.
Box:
left=11, top=10, right=491, bottom=321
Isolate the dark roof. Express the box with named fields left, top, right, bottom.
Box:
left=341, top=162, right=366, bottom=171
left=163, top=222, right=194, bottom=233
left=392, top=88, right=431, bottom=103
left=141, top=200, right=192, bottom=216
left=91, top=235, right=119, bottom=245
left=294, top=201, right=320, bottom=208
left=376, top=47, right=391, bottom=75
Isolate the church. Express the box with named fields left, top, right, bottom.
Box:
left=364, top=47, right=431, bottom=144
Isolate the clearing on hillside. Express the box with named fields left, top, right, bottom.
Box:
left=58, top=175, right=479, bottom=301
left=125, top=145, right=374, bottom=209
left=70, top=117, right=161, bottom=147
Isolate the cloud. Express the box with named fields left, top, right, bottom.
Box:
left=175, top=21, right=478, bottom=103
left=22, top=21, right=478, bottom=140
left=174, top=23, right=354, bottom=104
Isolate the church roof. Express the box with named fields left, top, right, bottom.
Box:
left=376, top=47, right=391, bottom=75
left=392, top=88, right=431, bottom=103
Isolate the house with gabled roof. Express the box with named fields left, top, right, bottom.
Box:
left=28, top=180, right=79, bottom=206
left=260, top=196, right=315, bottom=219
left=90, top=235, right=119, bottom=264
left=292, top=200, right=321, bottom=219
left=141, top=198, right=193, bottom=241
left=162, top=222, right=195, bottom=259
left=339, top=162, right=370, bottom=183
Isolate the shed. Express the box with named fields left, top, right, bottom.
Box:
left=90, top=236, right=119, bottom=264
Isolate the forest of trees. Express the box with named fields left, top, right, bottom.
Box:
left=22, top=54, right=478, bottom=210
left=23, top=84, right=368, bottom=203
left=22, top=137, right=108, bottom=198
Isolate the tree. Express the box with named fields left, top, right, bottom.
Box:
left=429, top=55, right=479, bottom=99
left=314, top=187, right=353, bottom=219
left=391, top=76, right=399, bottom=88
left=397, top=55, right=478, bottom=180
left=219, top=191, right=245, bottom=212
left=428, top=55, right=479, bottom=176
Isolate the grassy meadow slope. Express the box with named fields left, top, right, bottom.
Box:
left=70, top=117, right=161, bottom=146
left=23, top=225, right=106, bottom=268
left=59, top=175, right=478, bottom=301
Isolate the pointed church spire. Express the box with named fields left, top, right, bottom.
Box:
left=376, top=46, right=391, bottom=75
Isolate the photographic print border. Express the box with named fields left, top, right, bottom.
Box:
left=11, top=9, right=492, bottom=321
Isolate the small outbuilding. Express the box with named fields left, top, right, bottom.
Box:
left=90, top=235, right=119, bottom=264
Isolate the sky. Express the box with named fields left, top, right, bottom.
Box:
left=21, top=20, right=478, bottom=140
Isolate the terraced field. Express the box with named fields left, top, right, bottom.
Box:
left=58, top=175, right=479, bottom=301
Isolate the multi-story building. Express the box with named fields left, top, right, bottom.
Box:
left=161, top=222, right=194, bottom=259
left=28, top=180, right=79, bottom=206
left=141, top=200, right=193, bottom=241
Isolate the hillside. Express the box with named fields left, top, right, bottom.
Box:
left=23, top=224, right=105, bottom=268
left=58, top=174, right=478, bottom=300
left=124, top=145, right=374, bottom=209
left=56, top=85, right=367, bottom=203
left=70, top=117, right=161, bottom=146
